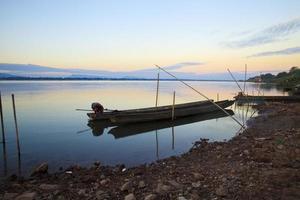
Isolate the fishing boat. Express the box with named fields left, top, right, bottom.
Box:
left=87, top=100, right=234, bottom=124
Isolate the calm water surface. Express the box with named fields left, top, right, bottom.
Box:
left=0, top=81, right=285, bottom=176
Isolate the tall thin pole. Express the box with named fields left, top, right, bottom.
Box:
left=2, top=141, right=7, bottom=176
left=172, top=91, right=176, bottom=120
left=243, top=64, right=247, bottom=93
left=155, top=130, right=159, bottom=160
left=155, top=72, right=160, bottom=107
left=0, top=92, right=5, bottom=143
left=227, top=69, right=243, bottom=93
left=12, top=94, right=21, bottom=156
left=155, top=72, right=160, bottom=160
left=156, top=65, right=244, bottom=128
left=171, top=126, right=175, bottom=150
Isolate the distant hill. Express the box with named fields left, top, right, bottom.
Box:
left=248, top=66, right=300, bottom=88
left=0, top=63, right=260, bottom=80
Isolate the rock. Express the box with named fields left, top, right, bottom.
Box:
left=277, top=144, right=284, bottom=150
left=125, top=193, right=136, bottom=200
left=144, top=194, right=157, bottom=200
left=216, top=145, right=222, bottom=150
left=95, top=190, right=109, bottom=199
left=121, top=181, right=131, bottom=191
left=243, top=150, right=250, bottom=155
left=15, top=192, right=37, bottom=200
left=190, top=192, right=200, bottom=200
left=192, top=172, right=204, bottom=180
left=57, top=195, right=66, bottom=200
left=39, top=184, right=59, bottom=190
left=216, top=185, right=228, bottom=197
left=78, top=189, right=86, bottom=196
left=94, top=161, right=101, bottom=166
left=178, top=196, right=187, bottom=200
left=168, top=180, right=181, bottom=188
left=156, top=183, right=171, bottom=194
left=31, top=162, right=48, bottom=176
left=138, top=180, right=146, bottom=188
left=100, top=179, right=109, bottom=185
left=192, top=181, right=201, bottom=188
left=3, top=193, right=18, bottom=200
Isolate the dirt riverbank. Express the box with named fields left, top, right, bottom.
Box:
left=1, top=103, right=300, bottom=200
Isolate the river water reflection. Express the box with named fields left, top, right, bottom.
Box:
left=0, top=80, right=285, bottom=176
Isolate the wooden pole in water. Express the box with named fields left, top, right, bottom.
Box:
left=155, top=130, right=159, bottom=160
left=12, top=94, right=21, bottom=156
left=156, top=65, right=244, bottom=128
left=2, top=141, right=7, bottom=176
left=0, top=92, right=5, bottom=143
left=155, top=72, right=160, bottom=107
left=243, top=64, right=247, bottom=93
left=172, top=91, right=176, bottom=120
left=172, top=126, right=175, bottom=150
left=217, top=93, right=219, bottom=101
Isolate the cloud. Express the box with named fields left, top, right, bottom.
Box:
left=163, top=62, right=205, bottom=71
left=225, top=18, right=300, bottom=48
left=248, top=46, right=300, bottom=58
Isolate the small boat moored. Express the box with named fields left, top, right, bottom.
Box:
left=87, top=100, right=234, bottom=124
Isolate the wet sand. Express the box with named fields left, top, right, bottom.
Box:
left=1, top=102, right=300, bottom=200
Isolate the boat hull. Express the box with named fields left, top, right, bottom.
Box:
left=88, top=100, right=234, bottom=124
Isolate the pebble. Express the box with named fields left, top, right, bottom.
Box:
left=216, top=185, right=228, bottom=197
left=39, top=184, right=59, bottom=190
left=125, top=193, right=136, bottom=200
left=31, top=162, right=48, bottom=176
left=78, top=189, right=86, bottom=195
left=144, top=194, right=157, bottom=200
left=100, top=179, right=109, bottom=185
left=178, top=196, right=187, bottom=200
left=95, top=190, right=109, bottom=199
left=121, top=181, right=131, bottom=191
left=156, top=183, right=171, bottom=194
left=192, top=172, right=204, bottom=180
left=168, top=180, right=181, bottom=188
left=244, top=150, right=250, bottom=155
left=3, top=193, right=18, bottom=200
left=138, top=180, right=146, bottom=188
left=277, top=144, right=284, bottom=150
left=15, top=192, right=37, bottom=200
left=192, top=181, right=201, bottom=188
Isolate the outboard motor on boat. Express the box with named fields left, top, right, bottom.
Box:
left=91, top=102, right=104, bottom=114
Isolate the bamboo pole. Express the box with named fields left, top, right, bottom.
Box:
left=172, top=126, right=175, bottom=150
left=227, top=69, right=243, bottom=93
left=155, top=72, right=160, bottom=107
left=172, top=91, right=176, bottom=120
left=0, top=92, right=5, bottom=143
left=243, top=64, right=247, bottom=93
left=12, top=94, right=21, bottom=156
left=155, top=65, right=245, bottom=128
left=155, top=130, right=159, bottom=160
left=2, top=141, right=7, bottom=176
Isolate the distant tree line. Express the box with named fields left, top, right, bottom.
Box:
left=248, top=67, right=300, bottom=89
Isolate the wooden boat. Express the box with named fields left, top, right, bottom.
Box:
left=108, top=109, right=234, bottom=139
left=234, top=92, right=300, bottom=104
left=87, top=100, right=234, bottom=124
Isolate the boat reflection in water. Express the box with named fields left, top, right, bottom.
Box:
left=87, top=109, right=234, bottom=138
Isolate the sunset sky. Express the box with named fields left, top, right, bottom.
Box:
left=0, top=0, right=300, bottom=74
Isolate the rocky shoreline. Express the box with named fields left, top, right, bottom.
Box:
left=1, top=103, right=300, bottom=200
